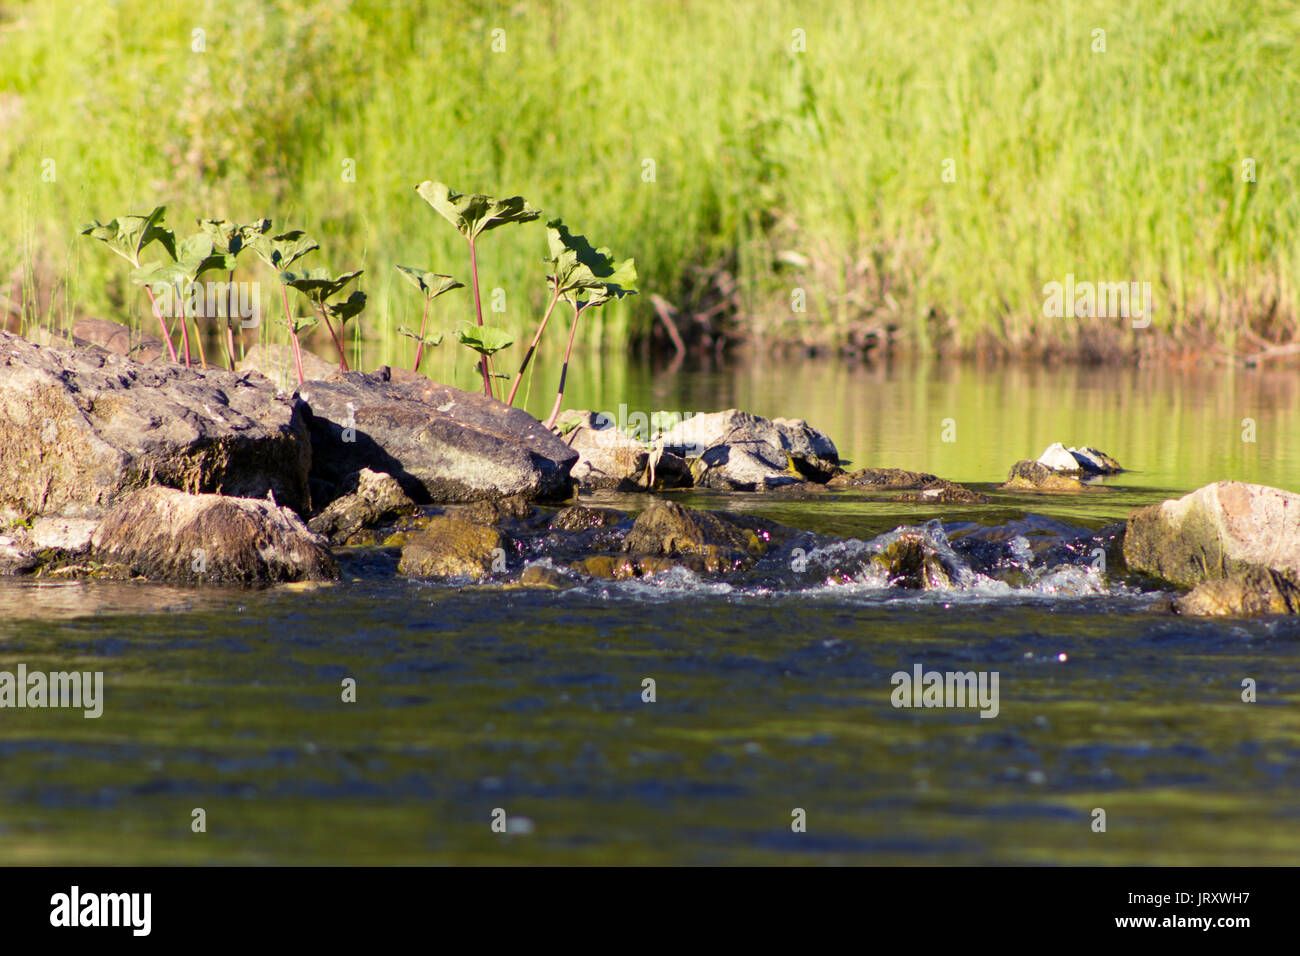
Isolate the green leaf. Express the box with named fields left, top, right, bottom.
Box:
left=394, top=265, right=464, bottom=299
left=79, top=206, right=174, bottom=265
left=251, top=229, right=318, bottom=273
left=199, top=218, right=263, bottom=258
left=284, top=267, right=363, bottom=306
left=291, top=312, right=320, bottom=334
left=326, top=290, right=367, bottom=327
left=397, top=326, right=444, bottom=347
left=544, top=218, right=638, bottom=307
left=453, top=324, right=514, bottom=356
left=415, top=181, right=539, bottom=240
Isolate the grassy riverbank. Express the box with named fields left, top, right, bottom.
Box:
left=2, top=0, right=1297, bottom=362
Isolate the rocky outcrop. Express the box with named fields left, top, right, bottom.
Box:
left=829, top=467, right=986, bottom=503
left=1124, top=481, right=1300, bottom=594
left=298, top=373, right=577, bottom=504
left=397, top=512, right=505, bottom=580
left=557, top=410, right=690, bottom=491
left=89, top=486, right=337, bottom=585
left=307, top=467, right=418, bottom=545
left=237, top=343, right=339, bottom=393
left=1035, top=442, right=1123, bottom=475
left=657, top=409, right=840, bottom=490
left=0, top=332, right=312, bottom=520
left=621, top=500, right=782, bottom=573
left=1173, top=568, right=1300, bottom=617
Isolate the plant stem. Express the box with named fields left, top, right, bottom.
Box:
left=225, top=269, right=237, bottom=370
left=280, top=280, right=305, bottom=386
left=177, top=284, right=192, bottom=368
left=413, top=294, right=431, bottom=372
left=544, top=301, right=584, bottom=430
left=189, top=282, right=208, bottom=370
left=142, top=285, right=179, bottom=363
left=506, top=283, right=560, bottom=407
left=317, top=303, right=350, bottom=372
left=467, top=236, right=493, bottom=396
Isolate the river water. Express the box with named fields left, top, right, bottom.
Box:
left=1, top=357, right=1298, bottom=864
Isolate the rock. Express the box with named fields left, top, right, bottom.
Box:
left=1000, top=460, right=1088, bottom=492
left=1034, top=442, right=1123, bottom=475
left=658, top=409, right=840, bottom=488
left=0, top=531, right=37, bottom=574
left=572, top=554, right=684, bottom=580
left=1173, top=568, right=1300, bottom=617
left=621, top=500, right=778, bottom=573
left=0, top=332, right=312, bottom=518
left=1123, top=481, right=1300, bottom=590
left=549, top=505, right=629, bottom=532
left=871, top=530, right=958, bottom=589
left=397, top=513, right=504, bottom=580
left=828, top=467, right=986, bottom=503
left=89, top=486, right=337, bottom=585
left=70, top=318, right=170, bottom=363
left=307, top=467, right=418, bottom=545
left=372, top=365, right=429, bottom=386
left=518, top=563, right=576, bottom=589
left=460, top=494, right=538, bottom=526
left=560, top=411, right=648, bottom=490
left=237, top=343, right=340, bottom=393
left=298, top=372, right=577, bottom=503
left=29, top=516, right=98, bottom=554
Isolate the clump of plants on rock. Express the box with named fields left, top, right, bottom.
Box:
left=80, top=181, right=637, bottom=430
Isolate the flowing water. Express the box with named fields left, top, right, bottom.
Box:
left=1, top=358, right=1298, bottom=865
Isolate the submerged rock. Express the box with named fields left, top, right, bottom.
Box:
left=397, top=512, right=505, bottom=580
left=571, top=554, right=685, bottom=580
left=299, top=373, right=577, bottom=504
left=658, top=409, right=840, bottom=489
left=870, top=530, right=959, bottom=589
left=0, top=332, right=312, bottom=520
left=89, top=486, right=337, bottom=585
left=1124, top=481, right=1300, bottom=595
left=1035, top=442, right=1123, bottom=476
left=1174, top=568, right=1300, bottom=617
left=1000, top=460, right=1089, bottom=492
left=518, top=563, right=576, bottom=589
left=829, top=467, right=986, bottom=503
left=621, top=500, right=779, bottom=573
left=307, top=467, right=418, bottom=545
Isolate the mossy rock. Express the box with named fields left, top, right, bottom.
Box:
left=397, top=513, right=504, bottom=580
left=1000, top=460, right=1088, bottom=492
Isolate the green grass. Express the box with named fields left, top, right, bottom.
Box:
left=1, top=0, right=1297, bottom=364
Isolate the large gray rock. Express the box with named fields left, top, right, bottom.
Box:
left=657, top=409, right=839, bottom=490
left=0, top=332, right=312, bottom=519
left=298, top=373, right=578, bottom=503
left=90, top=485, right=337, bottom=585
left=307, top=467, right=418, bottom=545
left=1124, top=481, right=1300, bottom=591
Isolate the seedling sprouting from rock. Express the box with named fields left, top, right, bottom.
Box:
left=79, top=207, right=180, bottom=363
left=415, top=181, right=539, bottom=397
left=249, top=226, right=319, bottom=385
left=538, top=221, right=637, bottom=429
left=394, top=266, right=463, bottom=373
left=283, top=268, right=365, bottom=372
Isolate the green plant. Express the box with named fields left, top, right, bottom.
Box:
left=131, top=230, right=236, bottom=369
left=394, top=266, right=463, bottom=373
left=78, top=207, right=180, bottom=363
left=249, top=226, right=319, bottom=385
left=415, top=181, right=539, bottom=397
left=538, top=223, right=637, bottom=429
left=197, top=218, right=263, bottom=369
left=283, top=267, right=366, bottom=371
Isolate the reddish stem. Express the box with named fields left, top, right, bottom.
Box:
left=544, top=301, right=584, bottom=430
left=413, top=293, right=431, bottom=373
left=468, top=237, right=492, bottom=396
left=142, top=285, right=179, bottom=363
left=506, top=284, right=560, bottom=407
left=280, top=281, right=305, bottom=386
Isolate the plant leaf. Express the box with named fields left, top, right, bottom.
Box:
left=394, top=265, right=464, bottom=299
left=397, top=326, right=444, bottom=347
left=326, top=290, right=367, bottom=326
left=453, top=324, right=514, bottom=356
left=284, top=267, right=363, bottom=305
left=544, top=218, right=638, bottom=307
left=415, top=181, right=539, bottom=240
left=251, top=229, right=319, bottom=272
left=79, top=206, right=174, bottom=264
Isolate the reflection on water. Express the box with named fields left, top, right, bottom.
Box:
left=0, top=357, right=1298, bottom=865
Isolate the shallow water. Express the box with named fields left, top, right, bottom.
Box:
left=1, top=358, right=1298, bottom=864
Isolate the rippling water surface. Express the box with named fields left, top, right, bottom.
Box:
left=1, top=358, right=1298, bottom=864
